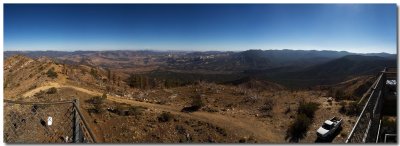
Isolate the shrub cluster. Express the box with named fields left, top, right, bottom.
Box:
left=181, top=94, right=204, bottom=112
left=90, top=68, right=98, bottom=79
left=191, top=95, right=204, bottom=109
left=339, top=101, right=361, bottom=116
left=126, top=106, right=143, bottom=116
left=46, top=87, right=57, bottom=94
left=259, top=98, right=275, bottom=117
left=158, top=112, right=173, bottom=122
left=108, top=104, right=144, bottom=117
left=87, top=95, right=106, bottom=105
left=286, top=102, right=320, bottom=142
left=46, top=68, right=58, bottom=79
left=297, top=102, right=319, bottom=119
left=86, top=94, right=107, bottom=113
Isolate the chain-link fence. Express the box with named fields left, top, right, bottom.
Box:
left=345, top=68, right=390, bottom=143
left=4, top=99, right=97, bottom=143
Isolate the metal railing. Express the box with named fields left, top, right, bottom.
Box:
left=384, top=134, right=397, bottom=143
left=3, top=99, right=97, bottom=143
left=345, top=68, right=388, bottom=143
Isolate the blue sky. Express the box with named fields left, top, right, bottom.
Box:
left=4, top=4, right=397, bottom=53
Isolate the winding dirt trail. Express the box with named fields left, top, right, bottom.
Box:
left=22, top=83, right=281, bottom=142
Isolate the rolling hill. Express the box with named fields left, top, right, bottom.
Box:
left=262, top=55, right=396, bottom=88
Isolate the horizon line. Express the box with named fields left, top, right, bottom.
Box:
left=3, top=48, right=397, bottom=54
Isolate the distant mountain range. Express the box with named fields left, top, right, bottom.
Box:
left=255, top=55, right=396, bottom=87
left=4, top=49, right=396, bottom=60
left=4, top=49, right=397, bottom=88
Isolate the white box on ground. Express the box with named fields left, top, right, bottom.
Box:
left=48, top=117, right=53, bottom=126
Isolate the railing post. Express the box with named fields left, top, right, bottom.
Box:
left=382, top=69, right=387, bottom=99
left=73, top=99, right=80, bottom=143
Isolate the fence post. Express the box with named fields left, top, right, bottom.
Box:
left=73, top=99, right=80, bottom=143
left=382, top=68, right=387, bottom=100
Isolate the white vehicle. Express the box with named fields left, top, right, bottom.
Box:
left=317, top=117, right=343, bottom=139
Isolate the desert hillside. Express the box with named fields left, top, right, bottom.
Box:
left=4, top=53, right=381, bottom=143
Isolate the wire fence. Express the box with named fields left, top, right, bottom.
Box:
left=345, top=68, right=395, bottom=143
left=3, top=99, right=97, bottom=143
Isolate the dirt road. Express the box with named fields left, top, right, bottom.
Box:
left=22, top=83, right=282, bottom=142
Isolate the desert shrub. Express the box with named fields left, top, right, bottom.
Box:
left=31, top=104, right=48, bottom=113
left=86, top=95, right=107, bottom=114
left=352, top=84, right=368, bottom=97
left=46, top=68, right=58, bottom=79
left=259, top=98, right=275, bottom=117
left=346, top=102, right=361, bottom=116
left=340, top=132, right=348, bottom=138
left=111, top=105, right=126, bottom=115
left=339, top=101, right=361, bottom=116
left=126, top=106, right=143, bottom=116
left=239, top=138, right=246, bottom=143
left=34, top=90, right=46, bottom=99
left=93, top=103, right=104, bottom=113
left=164, top=79, right=185, bottom=88
left=181, top=94, right=204, bottom=112
left=28, top=85, right=37, bottom=90
left=46, top=87, right=57, bottom=94
left=111, top=105, right=143, bottom=116
left=86, top=96, right=105, bottom=105
left=285, top=113, right=312, bottom=142
left=297, top=102, right=319, bottom=119
left=155, top=99, right=167, bottom=105
left=203, top=107, right=218, bottom=113
left=158, top=112, right=173, bottom=122
left=215, top=126, right=227, bottom=136
left=243, top=95, right=258, bottom=103
left=339, top=101, right=347, bottom=114
left=101, top=93, right=107, bottom=100
left=286, top=101, right=319, bottom=142
left=90, top=68, right=98, bottom=79
left=334, top=89, right=346, bottom=100
left=238, top=136, right=256, bottom=143
left=182, top=94, right=204, bottom=112
left=327, top=88, right=348, bottom=101
left=191, top=94, right=204, bottom=108
left=175, top=125, right=186, bottom=134
left=126, top=74, right=156, bottom=89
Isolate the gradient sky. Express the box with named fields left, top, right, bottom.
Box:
left=4, top=4, right=397, bottom=53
